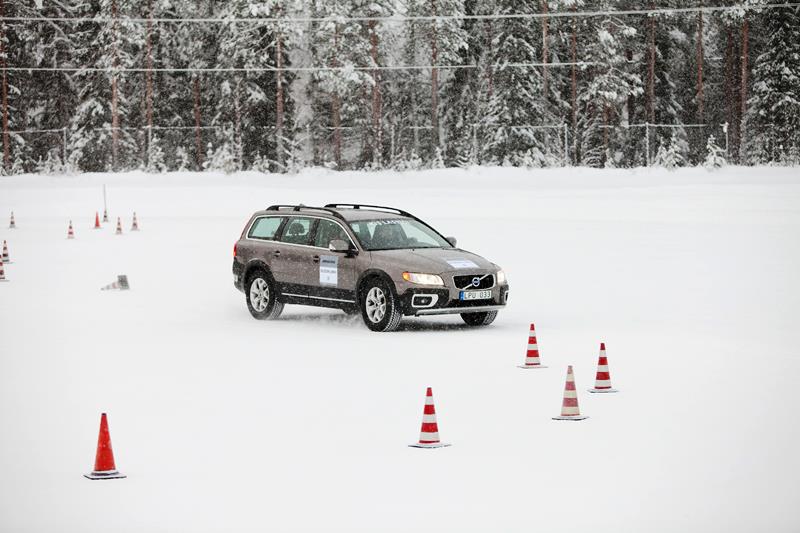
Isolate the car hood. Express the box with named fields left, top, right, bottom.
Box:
left=371, top=248, right=496, bottom=274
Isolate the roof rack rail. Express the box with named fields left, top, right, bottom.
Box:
left=323, top=204, right=415, bottom=218
left=265, top=204, right=347, bottom=221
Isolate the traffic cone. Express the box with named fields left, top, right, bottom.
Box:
left=552, top=366, right=588, bottom=421
left=84, top=413, right=126, bottom=480
left=0, top=259, right=8, bottom=282
left=588, top=342, right=618, bottom=393
left=101, top=275, right=130, bottom=291
left=131, top=212, right=139, bottom=231
left=518, top=323, right=546, bottom=369
left=2, top=240, right=10, bottom=264
left=115, top=217, right=123, bottom=235
left=9, top=211, right=16, bottom=229
left=67, top=220, right=75, bottom=239
left=409, top=387, right=451, bottom=448
left=94, top=212, right=101, bottom=229
left=102, top=208, right=109, bottom=223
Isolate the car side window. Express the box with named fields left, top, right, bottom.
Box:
left=278, top=217, right=315, bottom=245
left=249, top=217, right=284, bottom=240
left=314, top=219, right=351, bottom=249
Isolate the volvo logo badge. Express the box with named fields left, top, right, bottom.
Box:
left=471, top=277, right=481, bottom=287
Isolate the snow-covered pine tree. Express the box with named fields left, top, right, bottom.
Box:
left=392, top=0, right=467, bottom=167
left=578, top=0, right=643, bottom=167
left=479, top=0, right=553, bottom=165
left=703, top=134, right=726, bottom=169
left=744, top=5, right=800, bottom=164
left=215, top=0, right=299, bottom=172
left=440, top=0, right=497, bottom=167
left=67, top=0, right=142, bottom=172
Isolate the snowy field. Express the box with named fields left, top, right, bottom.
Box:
left=1, top=166, right=799, bottom=532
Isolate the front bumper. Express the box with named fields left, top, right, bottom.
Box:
left=399, top=284, right=509, bottom=316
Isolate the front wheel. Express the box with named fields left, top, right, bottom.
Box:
left=360, top=278, right=402, bottom=332
left=460, top=310, right=498, bottom=326
left=246, top=270, right=284, bottom=320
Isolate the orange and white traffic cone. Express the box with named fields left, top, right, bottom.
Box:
left=84, top=413, right=126, bottom=480
left=409, top=387, right=451, bottom=448
left=2, top=240, right=11, bottom=264
left=131, top=212, right=139, bottom=231
left=552, top=365, right=588, bottom=421
left=115, top=217, right=123, bottom=235
left=93, top=212, right=101, bottom=229
left=9, top=211, right=16, bottom=229
left=102, top=208, right=109, bottom=223
left=101, top=275, right=130, bottom=291
left=588, top=342, right=618, bottom=393
left=0, top=259, right=8, bottom=282
left=519, top=323, right=547, bottom=369
left=67, top=220, right=75, bottom=239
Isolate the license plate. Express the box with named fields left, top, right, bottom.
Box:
left=460, top=289, right=492, bottom=301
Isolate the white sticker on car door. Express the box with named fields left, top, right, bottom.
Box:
left=447, top=259, right=479, bottom=269
left=320, top=255, right=338, bottom=285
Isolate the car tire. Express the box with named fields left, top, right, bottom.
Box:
left=246, top=269, right=284, bottom=320
left=460, top=310, right=498, bottom=327
left=360, top=277, right=402, bottom=332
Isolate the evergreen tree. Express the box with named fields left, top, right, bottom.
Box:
left=744, top=6, right=800, bottom=164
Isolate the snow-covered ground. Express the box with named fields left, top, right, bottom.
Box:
left=1, top=166, right=798, bottom=532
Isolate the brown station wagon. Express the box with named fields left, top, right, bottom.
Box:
left=233, top=204, right=509, bottom=332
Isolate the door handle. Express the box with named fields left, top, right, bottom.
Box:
left=312, top=255, right=320, bottom=263
left=273, top=250, right=281, bottom=257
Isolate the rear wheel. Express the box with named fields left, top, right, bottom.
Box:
left=360, top=277, right=402, bottom=332
left=246, top=269, right=284, bottom=320
left=460, top=310, right=498, bottom=327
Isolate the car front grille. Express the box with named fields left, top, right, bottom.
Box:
left=453, top=274, right=495, bottom=290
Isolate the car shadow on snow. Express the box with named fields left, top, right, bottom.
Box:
left=275, top=313, right=473, bottom=332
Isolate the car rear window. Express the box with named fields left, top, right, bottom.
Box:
left=249, top=216, right=283, bottom=240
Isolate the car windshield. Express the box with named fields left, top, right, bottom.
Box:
left=349, top=218, right=452, bottom=251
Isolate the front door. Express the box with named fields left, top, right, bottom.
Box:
left=307, top=218, right=357, bottom=304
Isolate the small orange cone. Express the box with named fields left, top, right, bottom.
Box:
left=102, top=208, right=109, bottom=223
left=409, top=387, right=451, bottom=448
left=519, top=323, right=546, bottom=369
left=67, top=220, right=75, bottom=239
left=588, top=342, right=618, bottom=393
left=94, top=212, right=101, bottom=229
left=552, top=366, right=588, bottom=421
left=84, top=413, right=126, bottom=480
left=0, top=259, right=8, bottom=282
left=9, top=211, right=16, bottom=229
left=2, top=240, right=10, bottom=264
left=115, top=217, right=123, bottom=235
left=131, top=212, right=139, bottom=231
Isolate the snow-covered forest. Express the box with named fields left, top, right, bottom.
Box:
left=1, top=1, right=798, bottom=174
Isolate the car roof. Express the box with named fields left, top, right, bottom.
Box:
left=255, top=206, right=406, bottom=223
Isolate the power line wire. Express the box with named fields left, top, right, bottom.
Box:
left=2, top=62, right=595, bottom=73
left=3, top=2, right=798, bottom=24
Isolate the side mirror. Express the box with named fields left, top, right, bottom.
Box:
left=329, top=239, right=352, bottom=254
left=446, top=236, right=457, bottom=247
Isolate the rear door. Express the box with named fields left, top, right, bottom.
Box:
left=307, top=218, right=358, bottom=303
left=272, top=216, right=318, bottom=296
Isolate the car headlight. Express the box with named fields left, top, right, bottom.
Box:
left=402, top=272, right=445, bottom=286
left=496, top=269, right=507, bottom=285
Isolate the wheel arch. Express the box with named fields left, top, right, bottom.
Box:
left=243, top=259, right=275, bottom=284
left=356, top=269, right=396, bottom=302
